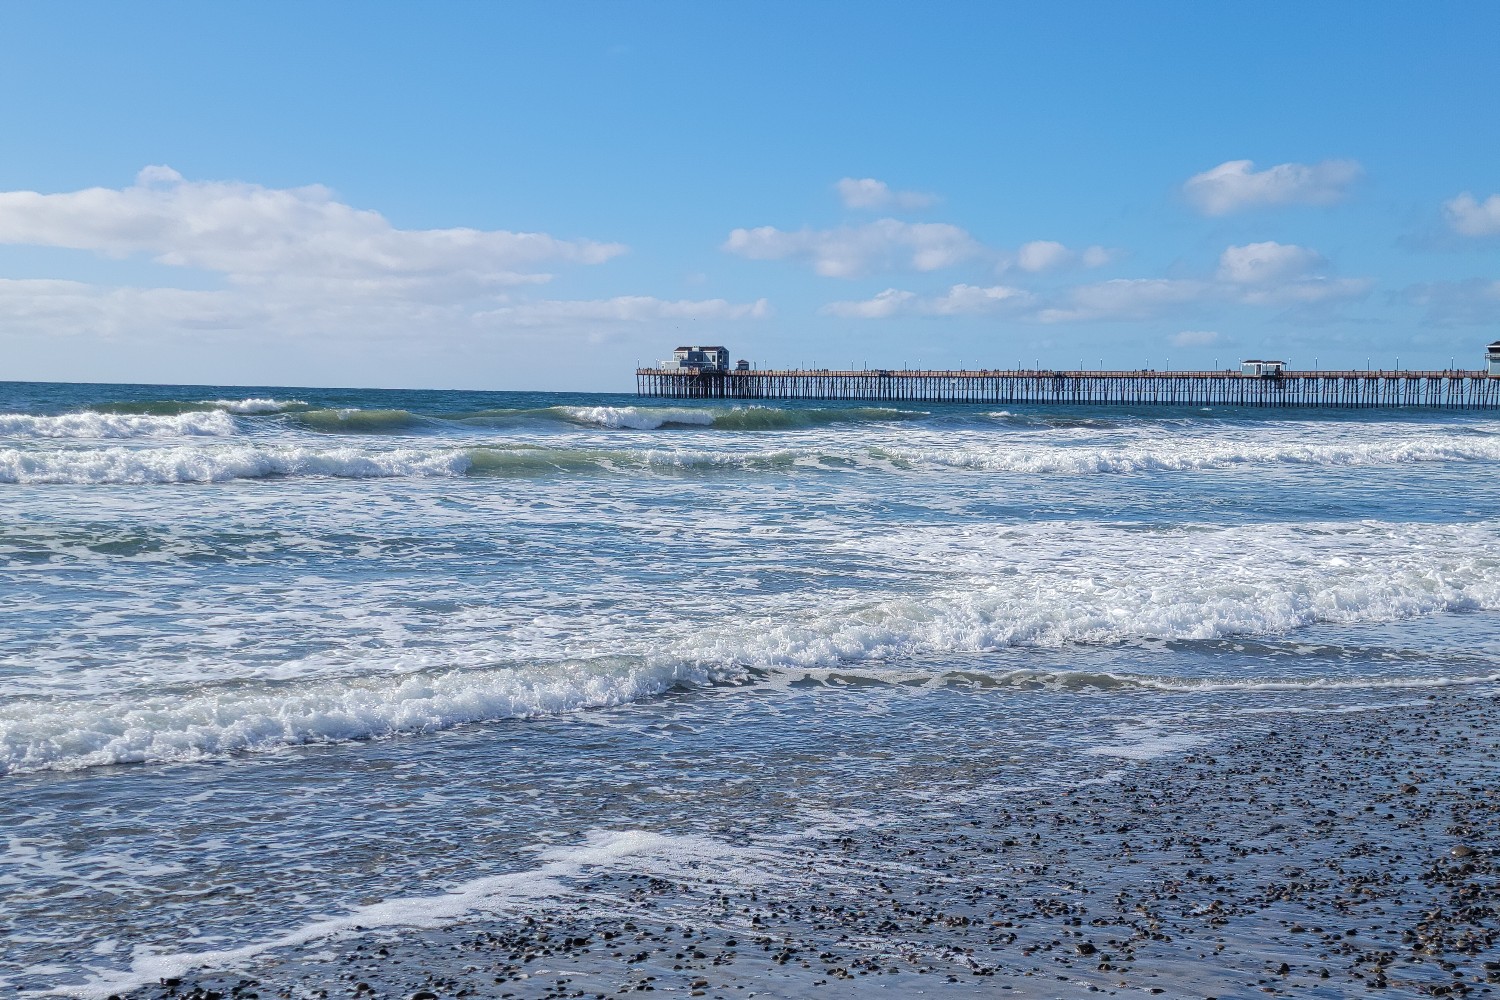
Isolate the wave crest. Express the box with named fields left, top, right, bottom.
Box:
left=875, top=434, right=1500, bottom=473
left=0, top=410, right=238, bottom=439
left=0, top=657, right=742, bottom=775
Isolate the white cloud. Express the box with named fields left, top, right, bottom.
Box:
left=0, top=278, right=772, bottom=342
left=829, top=241, right=1369, bottom=324
left=1000, top=241, right=1117, bottom=274
left=927, top=284, right=1031, bottom=315
left=834, top=177, right=937, bottom=211
left=1038, top=244, right=1368, bottom=321
left=0, top=169, right=770, bottom=347
left=1234, top=276, right=1371, bottom=306
left=1183, top=159, right=1362, bottom=215
left=1216, top=242, right=1370, bottom=305
left=820, top=288, right=918, bottom=319
left=475, top=296, right=772, bottom=327
left=0, top=166, right=625, bottom=292
left=0, top=279, right=257, bottom=338
left=723, top=219, right=982, bottom=277
left=1015, top=240, right=1071, bottom=273
left=1444, top=192, right=1500, bottom=237
left=1216, top=241, right=1323, bottom=285
left=1171, top=330, right=1224, bottom=347
left=1080, top=245, right=1118, bottom=268
left=821, top=284, right=1029, bottom=319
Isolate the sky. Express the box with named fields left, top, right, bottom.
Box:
left=1, top=1, right=1498, bottom=391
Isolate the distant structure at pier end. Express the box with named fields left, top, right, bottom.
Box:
left=1240, top=359, right=1287, bottom=378
left=658, top=346, right=731, bottom=373
left=636, top=341, right=1500, bottom=409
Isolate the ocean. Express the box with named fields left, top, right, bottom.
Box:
left=3, top=380, right=1499, bottom=996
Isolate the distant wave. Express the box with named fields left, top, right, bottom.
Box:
left=85, top=397, right=307, bottom=416
left=0, top=443, right=824, bottom=484
left=873, top=433, right=1500, bottom=473
left=0, top=410, right=238, bottom=440
left=984, top=411, right=1123, bottom=430
left=287, top=408, right=429, bottom=434
left=6, top=427, right=1500, bottom=484
left=0, top=444, right=471, bottom=483
left=448, top=404, right=932, bottom=432
left=205, top=397, right=308, bottom=414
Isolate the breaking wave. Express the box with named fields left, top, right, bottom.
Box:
left=0, top=444, right=472, bottom=484
left=0, top=656, right=746, bottom=776
left=6, top=518, right=1499, bottom=774
left=7, top=427, right=1500, bottom=484
left=0, top=444, right=828, bottom=484
left=0, top=410, right=239, bottom=439
left=205, top=397, right=308, bottom=414
left=84, top=397, right=306, bottom=416
left=875, top=433, right=1500, bottom=473
left=450, top=404, right=932, bottom=431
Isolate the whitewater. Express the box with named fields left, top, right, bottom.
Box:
left=3, top=379, right=1500, bottom=996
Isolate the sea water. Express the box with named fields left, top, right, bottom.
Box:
left=2, top=381, right=1499, bottom=994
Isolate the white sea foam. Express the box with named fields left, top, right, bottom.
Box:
left=0, top=443, right=829, bottom=483
left=879, top=432, right=1500, bottom=474
left=0, top=657, right=743, bottom=775
left=561, top=405, right=716, bottom=430
left=1083, top=725, right=1209, bottom=761
left=204, top=398, right=306, bottom=414
left=677, top=519, right=1500, bottom=666
left=0, top=444, right=471, bottom=484
left=59, top=828, right=778, bottom=1000
left=7, top=519, right=1500, bottom=774
left=0, top=411, right=238, bottom=440
left=7, top=429, right=1500, bottom=485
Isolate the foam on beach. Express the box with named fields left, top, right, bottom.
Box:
left=61, top=829, right=781, bottom=1000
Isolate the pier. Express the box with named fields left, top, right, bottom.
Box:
left=635, top=368, right=1500, bottom=409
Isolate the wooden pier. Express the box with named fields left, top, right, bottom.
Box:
left=636, top=369, right=1500, bottom=409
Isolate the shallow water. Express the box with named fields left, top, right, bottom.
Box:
left=2, top=381, right=1499, bottom=994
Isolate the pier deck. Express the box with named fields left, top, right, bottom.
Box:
left=636, top=369, right=1500, bottom=409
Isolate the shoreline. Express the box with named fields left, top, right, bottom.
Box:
left=109, top=691, right=1500, bottom=1000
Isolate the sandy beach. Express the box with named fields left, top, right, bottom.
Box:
left=112, top=689, right=1498, bottom=1000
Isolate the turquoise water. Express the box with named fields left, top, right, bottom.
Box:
left=3, top=381, right=1500, bottom=994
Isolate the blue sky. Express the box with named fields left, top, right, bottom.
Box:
left=1, top=1, right=1498, bottom=390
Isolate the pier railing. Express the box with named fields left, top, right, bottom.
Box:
left=635, top=369, right=1500, bottom=408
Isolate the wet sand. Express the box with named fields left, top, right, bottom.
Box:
left=121, top=692, right=1499, bottom=1000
